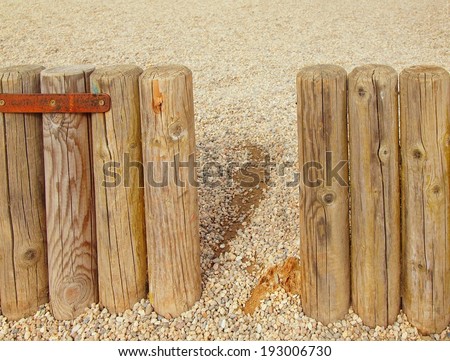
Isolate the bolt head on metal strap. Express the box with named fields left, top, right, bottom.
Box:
left=0, top=93, right=111, bottom=113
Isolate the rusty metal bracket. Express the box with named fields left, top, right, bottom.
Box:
left=0, top=93, right=111, bottom=113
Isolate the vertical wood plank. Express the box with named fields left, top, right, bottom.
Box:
left=296, top=65, right=350, bottom=324
left=348, top=65, right=401, bottom=327
left=400, top=65, right=450, bottom=335
left=0, top=65, right=48, bottom=319
left=41, top=65, right=98, bottom=320
left=140, top=65, right=201, bottom=318
left=90, top=65, right=147, bottom=313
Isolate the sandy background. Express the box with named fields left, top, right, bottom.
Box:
left=0, top=0, right=449, bottom=340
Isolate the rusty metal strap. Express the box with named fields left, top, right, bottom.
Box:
left=0, top=93, right=111, bottom=113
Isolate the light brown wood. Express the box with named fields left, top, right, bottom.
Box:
left=140, top=65, right=201, bottom=318
left=348, top=65, right=401, bottom=327
left=41, top=65, right=98, bottom=320
left=400, top=65, right=450, bottom=335
left=296, top=65, right=350, bottom=324
left=0, top=65, right=48, bottom=319
left=90, top=65, right=147, bottom=313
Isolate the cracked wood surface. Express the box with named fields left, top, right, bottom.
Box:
left=91, top=65, right=147, bottom=313
left=140, top=65, right=201, bottom=318
left=349, top=65, right=401, bottom=327
left=41, top=65, right=98, bottom=320
left=0, top=65, right=49, bottom=319
left=296, top=65, right=350, bottom=324
left=400, top=66, right=449, bottom=335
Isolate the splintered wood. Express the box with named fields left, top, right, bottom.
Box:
left=90, top=65, right=147, bottom=313
left=348, top=65, right=401, bottom=327
left=400, top=66, right=450, bottom=335
left=41, top=65, right=98, bottom=320
left=140, top=65, right=201, bottom=318
left=296, top=65, right=350, bottom=325
left=244, top=257, right=301, bottom=314
left=0, top=65, right=48, bottom=320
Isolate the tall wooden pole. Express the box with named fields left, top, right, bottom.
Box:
left=348, top=65, right=401, bottom=327
left=400, top=66, right=450, bottom=335
left=140, top=65, right=201, bottom=318
left=0, top=65, right=48, bottom=319
left=41, top=65, right=98, bottom=320
left=90, top=65, right=147, bottom=313
left=296, top=65, right=350, bottom=324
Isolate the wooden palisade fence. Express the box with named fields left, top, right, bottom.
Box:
left=0, top=63, right=201, bottom=321
left=0, top=63, right=448, bottom=337
left=297, top=64, right=449, bottom=335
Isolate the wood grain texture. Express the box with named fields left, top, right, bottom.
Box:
left=0, top=65, right=48, bottom=319
left=41, top=65, right=98, bottom=320
left=348, top=65, right=401, bottom=327
left=400, top=66, right=450, bottom=335
left=90, top=65, right=147, bottom=313
left=140, top=65, right=201, bottom=318
left=296, top=65, right=350, bottom=324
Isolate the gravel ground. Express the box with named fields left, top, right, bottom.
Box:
left=0, top=0, right=449, bottom=341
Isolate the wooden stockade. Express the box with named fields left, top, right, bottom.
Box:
left=297, top=64, right=449, bottom=335
left=0, top=63, right=201, bottom=321
left=0, top=63, right=448, bottom=336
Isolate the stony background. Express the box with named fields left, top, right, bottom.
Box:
left=0, top=0, right=449, bottom=340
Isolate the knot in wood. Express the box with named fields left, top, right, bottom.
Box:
left=412, top=149, right=423, bottom=160
left=169, top=121, right=185, bottom=141
left=322, top=192, right=335, bottom=205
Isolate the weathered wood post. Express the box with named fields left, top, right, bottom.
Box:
left=41, top=65, right=98, bottom=320
left=348, top=65, right=401, bottom=327
left=0, top=65, right=49, bottom=319
left=400, top=65, right=450, bottom=335
left=296, top=65, right=350, bottom=324
left=90, top=65, right=147, bottom=313
left=140, top=65, right=201, bottom=318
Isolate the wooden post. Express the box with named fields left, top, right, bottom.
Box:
left=0, top=65, right=48, bottom=319
left=41, top=65, right=98, bottom=320
left=90, top=65, right=147, bottom=313
left=140, top=65, right=201, bottom=318
left=296, top=65, right=350, bottom=324
left=400, top=66, right=450, bottom=335
left=348, top=65, right=401, bottom=327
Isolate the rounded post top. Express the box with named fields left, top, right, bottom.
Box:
left=349, top=64, right=397, bottom=79
left=297, top=64, right=346, bottom=80
left=0, top=64, right=44, bottom=78
left=90, top=64, right=143, bottom=79
left=41, top=64, right=95, bottom=77
left=140, top=64, right=192, bottom=80
left=400, top=65, right=449, bottom=80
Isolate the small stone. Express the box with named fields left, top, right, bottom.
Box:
left=145, top=304, right=153, bottom=316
